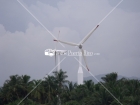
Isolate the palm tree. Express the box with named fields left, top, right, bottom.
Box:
left=84, top=80, right=94, bottom=92
left=101, top=72, right=118, bottom=84
left=61, top=82, right=77, bottom=103
left=70, top=85, right=89, bottom=102
left=43, top=75, right=57, bottom=104
left=53, top=69, right=69, bottom=89
left=93, top=87, right=113, bottom=105
left=0, top=75, right=22, bottom=104
left=122, top=79, right=140, bottom=105
left=53, top=69, right=69, bottom=105
left=31, top=79, right=45, bottom=104
left=7, top=75, right=22, bottom=100
left=20, top=75, right=33, bottom=97
left=66, top=82, right=77, bottom=92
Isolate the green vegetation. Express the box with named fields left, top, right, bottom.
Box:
left=0, top=70, right=140, bottom=105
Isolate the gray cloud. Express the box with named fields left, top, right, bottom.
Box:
left=0, top=0, right=140, bottom=86
left=108, top=0, right=140, bottom=12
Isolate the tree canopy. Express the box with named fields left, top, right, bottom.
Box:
left=0, top=70, right=140, bottom=105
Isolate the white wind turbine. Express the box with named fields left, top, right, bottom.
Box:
left=54, top=25, right=99, bottom=84
left=54, top=32, right=67, bottom=71
left=45, top=31, right=67, bottom=71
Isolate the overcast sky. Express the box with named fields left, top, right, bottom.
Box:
left=0, top=0, right=140, bottom=86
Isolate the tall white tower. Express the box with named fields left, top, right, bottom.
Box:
left=57, top=54, right=60, bottom=71
left=78, top=54, right=83, bottom=85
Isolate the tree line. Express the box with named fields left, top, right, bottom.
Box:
left=0, top=70, right=140, bottom=105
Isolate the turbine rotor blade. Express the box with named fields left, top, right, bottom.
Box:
left=81, top=48, right=89, bottom=71
left=54, top=39, right=78, bottom=46
left=80, top=25, right=99, bottom=44
left=55, top=31, right=60, bottom=49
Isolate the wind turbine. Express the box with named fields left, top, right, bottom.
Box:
left=54, top=25, right=99, bottom=84
left=45, top=31, right=67, bottom=71
left=54, top=25, right=99, bottom=70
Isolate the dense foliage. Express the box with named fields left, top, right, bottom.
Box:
left=0, top=70, right=140, bottom=105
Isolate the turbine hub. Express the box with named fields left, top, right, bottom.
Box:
left=79, top=45, right=82, bottom=49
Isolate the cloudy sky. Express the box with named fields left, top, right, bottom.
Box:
left=0, top=0, right=140, bottom=86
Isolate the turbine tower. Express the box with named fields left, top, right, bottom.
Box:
left=78, top=53, right=83, bottom=85
left=57, top=53, right=60, bottom=71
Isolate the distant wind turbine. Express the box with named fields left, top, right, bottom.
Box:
left=45, top=31, right=67, bottom=71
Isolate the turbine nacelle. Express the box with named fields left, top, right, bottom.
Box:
left=78, top=44, right=82, bottom=49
